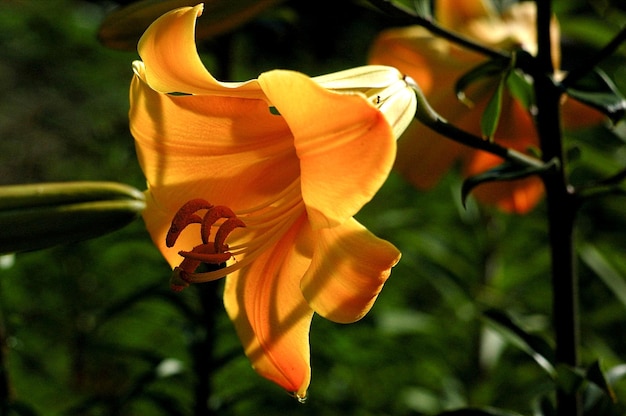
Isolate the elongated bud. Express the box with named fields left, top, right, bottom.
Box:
left=314, top=65, right=418, bottom=139
left=0, top=182, right=145, bottom=254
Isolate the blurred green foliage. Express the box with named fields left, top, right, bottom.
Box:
left=0, top=0, right=625, bottom=415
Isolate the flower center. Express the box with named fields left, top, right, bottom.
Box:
left=165, top=180, right=305, bottom=291
left=166, top=199, right=246, bottom=291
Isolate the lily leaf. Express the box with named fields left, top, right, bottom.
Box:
left=535, top=395, right=556, bottom=416
left=565, top=68, right=626, bottom=124
left=481, top=76, right=505, bottom=140
left=579, top=244, right=626, bottom=308
left=555, top=363, right=585, bottom=395
left=411, top=0, right=433, bottom=18
left=0, top=182, right=145, bottom=254
left=482, top=309, right=555, bottom=377
left=506, top=69, right=534, bottom=111
left=98, top=0, right=285, bottom=51
left=586, top=361, right=617, bottom=403
left=454, top=57, right=510, bottom=107
left=367, top=0, right=432, bottom=19
left=461, top=159, right=556, bottom=207
left=437, top=407, right=526, bottom=416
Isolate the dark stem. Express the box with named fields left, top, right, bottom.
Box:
left=192, top=280, right=221, bottom=416
left=534, top=1, right=581, bottom=415
left=408, top=79, right=546, bottom=170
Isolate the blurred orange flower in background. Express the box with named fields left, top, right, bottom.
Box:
left=129, top=4, right=416, bottom=400
left=370, top=0, right=603, bottom=214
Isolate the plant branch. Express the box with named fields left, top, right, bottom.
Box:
left=368, top=0, right=510, bottom=61
left=562, top=26, right=626, bottom=88
left=408, top=79, right=546, bottom=169
left=534, top=1, right=581, bottom=415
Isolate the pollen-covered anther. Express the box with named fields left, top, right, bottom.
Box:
left=178, top=248, right=232, bottom=264
left=167, top=200, right=247, bottom=291
left=166, top=198, right=213, bottom=247
left=200, top=205, right=238, bottom=244
left=214, top=217, right=246, bottom=252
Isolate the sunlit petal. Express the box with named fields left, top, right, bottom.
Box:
left=313, top=65, right=408, bottom=90
left=259, top=70, right=396, bottom=229
left=131, top=5, right=410, bottom=397
left=137, top=4, right=265, bottom=99
left=301, top=218, right=401, bottom=324
left=130, top=67, right=299, bottom=208
left=437, top=0, right=495, bottom=29
left=223, top=214, right=314, bottom=400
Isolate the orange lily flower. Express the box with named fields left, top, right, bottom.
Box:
left=129, top=4, right=416, bottom=399
left=370, top=0, right=602, bottom=213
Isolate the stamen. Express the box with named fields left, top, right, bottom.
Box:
left=166, top=199, right=213, bottom=247
left=184, top=209, right=303, bottom=284
left=201, top=205, right=237, bottom=244
left=214, top=217, right=246, bottom=252
left=178, top=249, right=232, bottom=264
left=167, top=200, right=248, bottom=291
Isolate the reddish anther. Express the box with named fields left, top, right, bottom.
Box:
left=178, top=249, right=232, bottom=264
left=214, top=217, right=246, bottom=252
left=166, top=199, right=213, bottom=247
left=167, top=200, right=246, bottom=292
left=200, top=205, right=237, bottom=244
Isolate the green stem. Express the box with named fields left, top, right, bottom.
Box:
left=534, top=1, right=581, bottom=415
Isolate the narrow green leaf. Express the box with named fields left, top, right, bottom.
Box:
left=587, top=361, right=617, bottom=403
left=535, top=395, right=556, bottom=416
left=565, top=68, right=626, bottom=124
left=480, top=77, right=505, bottom=140
left=461, top=159, right=557, bottom=207
left=98, top=0, right=285, bottom=51
left=506, top=69, right=534, bottom=110
left=454, top=58, right=510, bottom=107
left=555, top=363, right=585, bottom=395
left=411, top=0, right=433, bottom=19
left=373, top=0, right=432, bottom=18
left=437, top=407, right=526, bottom=416
left=483, top=309, right=555, bottom=377
left=579, top=244, right=626, bottom=308
left=606, top=364, right=626, bottom=385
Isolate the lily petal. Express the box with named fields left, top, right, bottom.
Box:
left=258, top=70, right=396, bottom=229
left=130, top=67, right=300, bottom=263
left=437, top=0, right=495, bottom=30
left=223, top=214, right=314, bottom=400
left=137, top=4, right=264, bottom=99
left=301, top=218, right=401, bottom=324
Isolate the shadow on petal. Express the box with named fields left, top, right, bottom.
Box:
left=301, top=218, right=401, bottom=324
